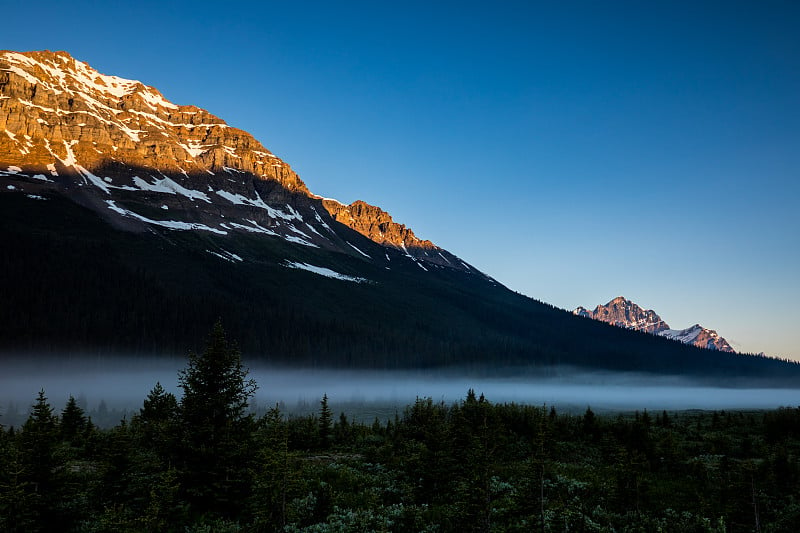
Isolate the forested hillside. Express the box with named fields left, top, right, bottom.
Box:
left=2, top=194, right=797, bottom=380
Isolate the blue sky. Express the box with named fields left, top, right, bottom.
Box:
left=5, top=1, right=799, bottom=360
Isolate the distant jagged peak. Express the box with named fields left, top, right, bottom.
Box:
left=574, top=296, right=735, bottom=353
left=660, top=324, right=734, bottom=353
left=609, top=295, right=632, bottom=305
left=588, top=295, right=670, bottom=334
left=607, top=295, right=655, bottom=312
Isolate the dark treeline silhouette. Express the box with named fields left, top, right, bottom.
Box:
left=2, top=194, right=798, bottom=381
left=1, top=325, right=800, bottom=531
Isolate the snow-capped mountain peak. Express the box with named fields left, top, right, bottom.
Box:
left=574, top=296, right=735, bottom=352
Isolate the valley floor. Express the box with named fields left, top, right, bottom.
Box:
left=3, top=389, right=799, bottom=532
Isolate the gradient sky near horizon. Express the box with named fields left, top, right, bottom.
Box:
left=5, top=1, right=799, bottom=360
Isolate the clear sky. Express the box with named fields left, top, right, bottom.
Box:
left=5, top=1, right=799, bottom=360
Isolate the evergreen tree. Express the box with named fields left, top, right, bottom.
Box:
left=140, top=382, right=178, bottom=423
left=60, top=395, right=88, bottom=445
left=318, top=393, right=333, bottom=449
left=583, top=406, right=598, bottom=440
left=178, top=321, right=258, bottom=519
left=133, top=381, right=178, bottom=461
left=252, top=405, right=299, bottom=531
left=454, top=392, right=498, bottom=533
left=334, top=412, right=351, bottom=445
left=19, top=390, right=60, bottom=530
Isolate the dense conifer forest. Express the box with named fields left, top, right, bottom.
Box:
left=2, top=325, right=799, bottom=532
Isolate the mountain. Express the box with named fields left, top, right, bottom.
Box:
left=659, top=324, right=734, bottom=352
left=573, top=297, right=669, bottom=334
left=0, top=50, right=470, bottom=273
left=1, top=50, right=793, bottom=379
left=574, top=297, right=735, bottom=352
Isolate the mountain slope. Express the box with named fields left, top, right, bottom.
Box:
left=0, top=50, right=472, bottom=274
left=1, top=50, right=794, bottom=380
left=574, top=296, right=735, bottom=352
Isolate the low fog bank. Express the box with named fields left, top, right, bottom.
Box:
left=1, top=356, right=798, bottom=426
left=246, top=365, right=800, bottom=413
left=0, top=355, right=185, bottom=423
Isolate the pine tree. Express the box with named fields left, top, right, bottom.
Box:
left=178, top=321, right=258, bottom=519
left=133, top=381, right=178, bottom=460
left=252, top=405, right=298, bottom=530
left=60, top=395, right=87, bottom=445
left=334, top=412, right=350, bottom=445
left=19, top=390, right=60, bottom=530
left=583, top=406, right=597, bottom=440
left=140, top=382, right=178, bottom=423
left=21, top=391, right=58, bottom=486
left=318, top=393, right=332, bottom=449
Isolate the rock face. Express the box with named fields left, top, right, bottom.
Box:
left=0, top=50, right=306, bottom=191
left=578, top=296, right=670, bottom=333
left=322, top=199, right=433, bottom=250
left=574, top=296, right=735, bottom=352
left=0, top=50, right=477, bottom=275
left=320, top=199, right=466, bottom=268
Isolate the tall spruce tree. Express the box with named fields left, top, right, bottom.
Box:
left=178, top=321, right=257, bottom=519
left=60, top=395, right=88, bottom=445
left=140, top=382, right=178, bottom=423
left=19, top=390, right=60, bottom=530
left=133, top=381, right=178, bottom=460
left=318, top=393, right=333, bottom=449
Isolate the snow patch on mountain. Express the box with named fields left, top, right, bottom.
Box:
left=660, top=326, right=703, bottom=345
left=105, top=200, right=227, bottom=234
left=285, top=262, right=368, bottom=283
left=346, top=242, right=371, bottom=258
left=133, top=175, right=211, bottom=202
left=206, top=249, right=243, bottom=263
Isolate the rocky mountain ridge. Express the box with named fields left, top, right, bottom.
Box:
left=574, top=296, right=735, bottom=352
left=0, top=50, right=470, bottom=273
left=319, top=198, right=469, bottom=269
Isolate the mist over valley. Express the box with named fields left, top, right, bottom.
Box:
left=2, top=355, right=798, bottom=429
